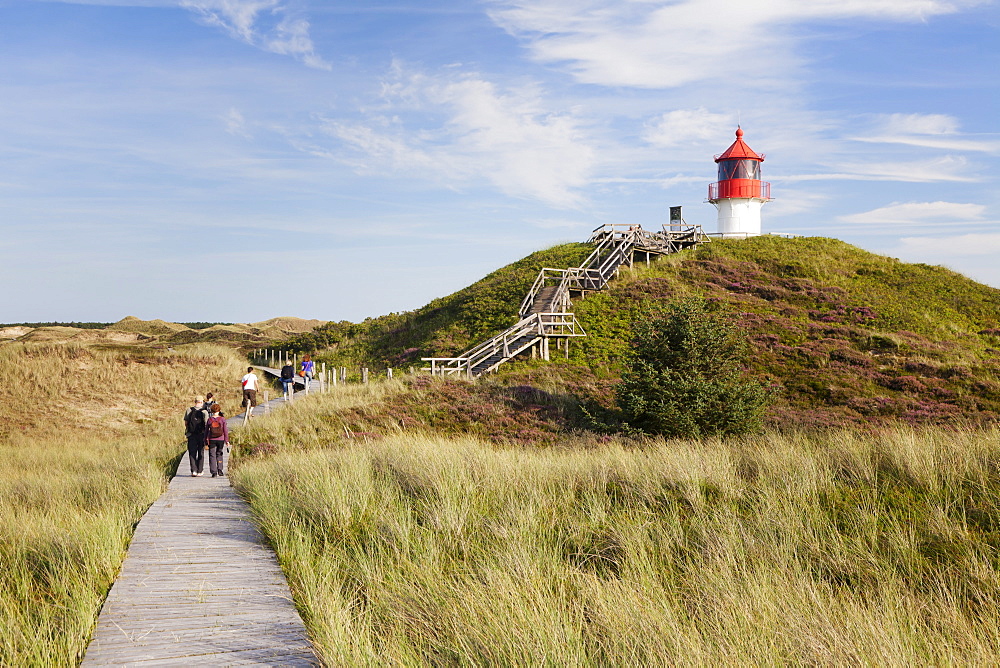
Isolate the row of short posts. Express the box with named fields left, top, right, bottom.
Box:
left=250, top=349, right=400, bottom=403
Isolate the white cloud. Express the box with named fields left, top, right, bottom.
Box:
left=319, top=69, right=597, bottom=209
left=767, top=191, right=830, bottom=217
left=181, top=0, right=330, bottom=70
left=317, top=122, right=439, bottom=174
left=222, top=107, right=250, bottom=137
left=879, top=113, right=960, bottom=136
left=841, top=201, right=987, bottom=225
left=898, top=232, right=1000, bottom=257
left=486, top=0, right=981, bottom=89
left=644, top=108, right=733, bottom=147
left=852, top=113, right=1000, bottom=153
left=831, top=155, right=977, bottom=182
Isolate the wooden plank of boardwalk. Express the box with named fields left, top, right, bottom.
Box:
left=82, top=400, right=318, bottom=667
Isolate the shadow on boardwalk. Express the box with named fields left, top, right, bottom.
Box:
left=82, top=399, right=317, bottom=667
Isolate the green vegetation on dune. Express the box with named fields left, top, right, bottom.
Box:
left=573, top=236, right=1000, bottom=428
left=288, top=235, right=1000, bottom=430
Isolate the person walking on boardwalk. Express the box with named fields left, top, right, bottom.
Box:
left=183, top=396, right=209, bottom=477
left=280, top=361, right=295, bottom=398
left=241, top=367, right=259, bottom=410
left=205, top=403, right=229, bottom=477
left=301, top=354, right=315, bottom=390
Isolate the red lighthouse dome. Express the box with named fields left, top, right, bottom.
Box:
left=708, top=127, right=771, bottom=201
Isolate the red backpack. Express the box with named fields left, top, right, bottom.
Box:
left=207, top=417, right=225, bottom=440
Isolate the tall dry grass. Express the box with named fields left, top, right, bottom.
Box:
left=232, top=421, right=1000, bottom=665
left=0, top=340, right=249, bottom=666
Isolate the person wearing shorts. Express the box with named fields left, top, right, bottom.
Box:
left=241, top=367, right=259, bottom=409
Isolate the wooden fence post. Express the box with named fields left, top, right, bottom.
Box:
left=387, top=368, right=393, bottom=379
left=362, top=368, right=369, bottom=384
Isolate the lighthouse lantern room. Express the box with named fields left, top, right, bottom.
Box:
left=708, top=127, right=771, bottom=237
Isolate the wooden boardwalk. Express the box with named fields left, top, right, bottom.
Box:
left=82, top=401, right=317, bottom=667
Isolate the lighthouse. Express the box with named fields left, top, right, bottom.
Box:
left=708, top=127, right=771, bottom=237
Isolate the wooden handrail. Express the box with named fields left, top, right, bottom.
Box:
left=428, top=223, right=707, bottom=378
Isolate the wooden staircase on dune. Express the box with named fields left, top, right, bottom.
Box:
left=423, top=223, right=708, bottom=378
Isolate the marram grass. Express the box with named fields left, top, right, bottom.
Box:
left=233, top=422, right=1000, bottom=665
left=0, top=340, right=249, bottom=666
left=0, top=427, right=181, bottom=666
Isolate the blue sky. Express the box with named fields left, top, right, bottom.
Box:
left=1, top=0, right=998, bottom=323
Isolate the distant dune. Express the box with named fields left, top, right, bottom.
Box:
left=0, top=315, right=328, bottom=347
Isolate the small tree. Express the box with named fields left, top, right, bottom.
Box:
left=614, top=296, right=770, bottom=438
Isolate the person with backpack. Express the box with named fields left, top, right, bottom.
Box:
left=183, top=396, right=209, bottom=477
left=204, top=403, right=229, bottom=477
left=241, top=367, right=259, bottom=411
left=280, top=361, right=295, bottom=398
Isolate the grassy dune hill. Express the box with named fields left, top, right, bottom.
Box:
left=570, top=236, right=1000, bottom=428
left=107, top=316, right=189, bottom=336
left=288, top=236, right=1000, bottom=430
left=0, top=341, right=248, bottom=666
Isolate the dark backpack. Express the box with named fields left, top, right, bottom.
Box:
left=207, top=416, right=225, bottom=440
left=186, top=407, right=206, bottom=434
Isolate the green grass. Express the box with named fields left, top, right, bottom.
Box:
left=231, top=403, right=1000, bottom=664
left=0, top=341, right=250, bottom=666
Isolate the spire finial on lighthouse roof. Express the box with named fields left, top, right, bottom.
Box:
left=714, top=126, right=764, bottom=162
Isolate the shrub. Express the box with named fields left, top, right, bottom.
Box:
left=614, top=297, right=771, bottom=438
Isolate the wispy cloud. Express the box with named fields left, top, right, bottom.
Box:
left=314, top=66, right=597, bottom=209
left=841, top=201, right=987, bottom=225
left=181, top=0, right=330, bottom=70
left=852, top=113, right=1000, bottom=153
left=644, top=108, right=734, bottom=147
left=486, top=0, right=981, bottom=88
left=838, top=156, right=978, bottom=182
left=222, top=107, right=250, bottom=137
left=778, top=156, right=979, bottom=183
left=898, top=232, right=1000, bottom=257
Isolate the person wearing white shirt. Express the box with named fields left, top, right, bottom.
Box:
left=241, top=367, right=260, bottom=410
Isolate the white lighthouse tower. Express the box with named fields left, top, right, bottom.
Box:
left=708, top=127, right=771, bottom=237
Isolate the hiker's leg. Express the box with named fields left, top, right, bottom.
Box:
left=208, top=442, right=220, bottom=475
left=187, top=438, right=199, bottom=474
left=192, top=436, right=204, bottom=473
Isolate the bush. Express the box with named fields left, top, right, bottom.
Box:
left=614, top=297, right=771, bottom=438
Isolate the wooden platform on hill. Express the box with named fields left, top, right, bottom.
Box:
left=82, top=400, right=317, bottom=666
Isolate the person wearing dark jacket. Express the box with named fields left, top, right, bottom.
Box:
left=204, top=403, right=230, bottom=478
left=280, top=362, right=295, bottom=398
left=183, top=396, right=209, bottom=477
